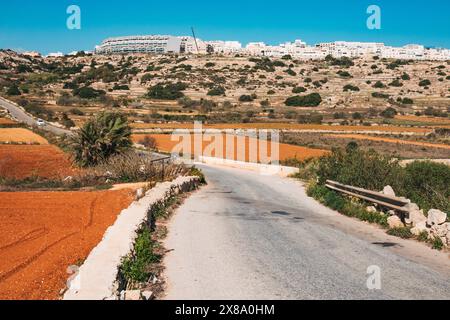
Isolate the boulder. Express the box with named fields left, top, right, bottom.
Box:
left=426, top=209, right=447, bottom=226
left=430, top=223, right=449, bottom=238
left=405, top=209, right=426, bottom=227
left=135, top=188, right=144, bottom=200
left=366, top=206, right=377, bottom=213
left=66, top=265, right=79, bottom=275
left=402, top=202, right=419, bottom=212
left=382, top=185, right=396, bottom=197
left=387, top=215, right=404, bottom=229
left=410, top=221, right=428, bottom=236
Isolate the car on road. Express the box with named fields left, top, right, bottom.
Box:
left=36, top=119, right=45, bottom=126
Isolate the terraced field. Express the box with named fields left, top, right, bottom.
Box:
left=0, top=189, right=134, bottom=299
left=0, top=145, right=75, bottom=179
left=0, top=128, right=48, bottom=145
left=132, top=123, right=432, bottom=134
left=133, top=133, right=329, bottom=162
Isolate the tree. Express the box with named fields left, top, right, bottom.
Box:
left=207, top=86, right=226, bottom=96
left=139, top=136, right=157, bottom=150
left=71, top=112, right=132, bottom=167
left=380, top=107, right=397, bottom=119
left=285, top=93, right=322, bottom=107
left=419, top=79, right=431, bottom=87
left=6, top=84, right=21, bottom=96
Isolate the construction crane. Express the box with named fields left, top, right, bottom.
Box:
left=191, top=27, right=200, bottom=54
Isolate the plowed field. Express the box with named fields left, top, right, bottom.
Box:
left=133, top=133, right=328, bottom=162
left=0, top=145, right=75, bottom=179
left=0, top=189, right=134, bottom=299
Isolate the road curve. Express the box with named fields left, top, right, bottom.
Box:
left=0, top=97, right=72, bottom=136
left=164, top=164, right=450, bottom=300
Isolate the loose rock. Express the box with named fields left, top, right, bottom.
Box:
left=426, top=209, right=447, bottom=226
left=387, top=215, right=404, bottom=229
left=405, top=209, right=426, bottom=227
left=382, top=185, right=396, bottom=197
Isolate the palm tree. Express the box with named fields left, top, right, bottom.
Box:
left=72, top=112, right=132, bottom=167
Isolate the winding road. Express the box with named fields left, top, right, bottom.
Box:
left=164, top=164, right=450, bottom=300
left=0, top=97, right=72, bottom=135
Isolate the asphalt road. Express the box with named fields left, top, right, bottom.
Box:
left=164, top=164, right=450, bottom=300
left=0, top=97, right=72, bottom=135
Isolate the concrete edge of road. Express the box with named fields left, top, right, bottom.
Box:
left=63, top=176, right=199, bottom=300
left=196, top=155, right=299, bottom=177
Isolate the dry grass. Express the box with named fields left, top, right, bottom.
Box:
left=131, top=122, right=432, bottom=134
left=0, top=128, right=49, bottom=145
left=325, top=134, right=450, bottom=150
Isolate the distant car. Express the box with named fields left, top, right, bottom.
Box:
left=36, top=119, right=45, bottom=126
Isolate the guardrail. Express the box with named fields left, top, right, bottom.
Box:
left=150, top=156, right=172, bottom=180
left=325, top=180, right=410, bottom=214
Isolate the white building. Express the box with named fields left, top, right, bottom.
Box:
left=94, top=34, right=450, bottom=61
left=95, top=35, right=183, bottom=54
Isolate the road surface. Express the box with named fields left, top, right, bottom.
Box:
left=164, top=164, right=450, bottom=300
left=0, top=97, right=72, bottom=135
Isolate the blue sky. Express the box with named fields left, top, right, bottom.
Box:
left=0, top=0, right=449, bottom=54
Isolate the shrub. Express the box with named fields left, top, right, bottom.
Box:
left=389, top=79, right=403, bottom=87
left=113, top=84, right=129, bottom=90
left=403, top=161, right=450, bottom=214
left=71, top=112, right=132, bottom=167
left=387, top=227, right=413, bottom=239
left=138, top=136, right=157, bottom=150
left=380, top=107, right=397, bottom=118
left=147, top=83, right=187, bottom=100
left=285, top=93, right=322, bottom=107
left=419, top=79, right=431, bottom=87
left=6, top=85, right=21, bottom=96
left=372, top=92, right=390, bottom=99
left=120, top=227, right=160, bottom=282
left=372, top=81, right=385, bottom=88
left=297, top=113, right=323, bottom=124
left=337, top=70, right=352, bottom=78
left=316, top=147, right=405, bottom=193
left=239, top=94, right=254, bottom=102
left=343, top=84, right=360, bottom=92
left=431, top=237, right=444, bottom=250
left=73, top=86, right=105, bottom=99
left=207, top=86, right=226, bottom=96
left=292, top=86, right=307, bottom=94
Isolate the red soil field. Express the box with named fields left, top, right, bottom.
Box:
left=0, top=118, right=16, bottom=125
left=0, top=145, right=76, bottom=179
left=133, top=133, right=329, bottom=162
left=0, top=189, right=134, bottom=300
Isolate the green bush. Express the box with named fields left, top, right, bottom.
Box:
left=316, top=147, right=405, bottom=193
left=403, top=161, right=450, bottom=214
left=120, top=227, right=160, bottom=282
left=419, top=79, right=431, bottom=87
left=147, top=83, right=187, bottom=100
left=285, top=93, right=322, bottom=107
left=431, top=237, right=444, bottom=250
left=292, top=86, right=307, bottom=94
left=207, top=86, right=226, bottom=96
left=387, top=227, right=413, bottom=239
